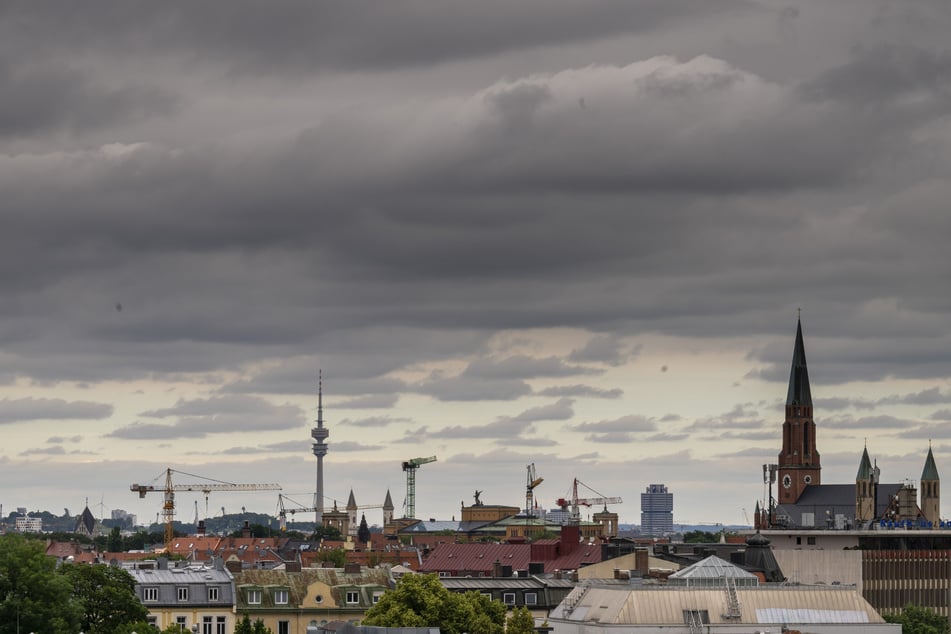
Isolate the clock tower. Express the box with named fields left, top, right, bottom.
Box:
left=777, top=318, right=821, bottom=504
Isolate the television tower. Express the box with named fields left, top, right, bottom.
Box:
left=311, top=370, right=329, bottom=525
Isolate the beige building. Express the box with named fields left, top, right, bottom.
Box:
left=234, top=565, right=392, bottom=634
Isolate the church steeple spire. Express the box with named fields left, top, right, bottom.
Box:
left=777, top=317, right=821, bottom=505
left=786, top=317, right=812, bottom=408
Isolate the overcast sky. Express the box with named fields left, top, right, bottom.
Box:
left=2, top=0, right=951, bottom=529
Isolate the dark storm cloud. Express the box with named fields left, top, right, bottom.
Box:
left=568, top=334, right=639, bottom=366
left=464, top=356, right=601, bottom=379
left=431, top=419, right=532, bottom=440
left=414, top=374, right=532, bottom=402
left=340, top=416, right=411, bottom=429
left=536, top=385, right=624, bottom=399
left=107, top=396, right=304, bottom=439
left=4, top=48, right=950, bottom=394
left=0, top=1, right=754, bottom=74
left=682, top=405, right=766, bottom=432
left=569, top=415, right=657, bottom=434
left=823, top=414, right=917, bottom=431
left=428, top=400, right=575, bottom=440
left=800, top=45, right=951, bottom=107
left=0, top=60, right=178, bottom=139
left=0, top=397, right=112, bottom=423
left=335, top=395, right=400, bottom=409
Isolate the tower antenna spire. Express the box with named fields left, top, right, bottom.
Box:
left=311, top=369, right=330, bottom=526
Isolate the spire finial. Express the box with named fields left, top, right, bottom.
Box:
left=797, top=307, right=801, bottom=320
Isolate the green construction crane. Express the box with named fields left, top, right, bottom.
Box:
left=401, top=455, right=436, bottom=519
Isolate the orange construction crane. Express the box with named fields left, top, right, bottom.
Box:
left=131, top=468, right=281, bottom=543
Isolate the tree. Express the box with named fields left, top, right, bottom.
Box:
left=236, top=614, right=274, bottom=634
left=311, top=525, right=343, bottom=541
left=0, top=534, right=83, bottom=634
left=364, top=573, right=506, bottom=634
left=358, top=513, right=371, bottom=544
left=59, top=562, right=149, bottom=634
left=884, top=603, right=950, bottom=634
left=316, top=547, right=347, bottom=567
left=107, top=525, right=123, bottom=552
left=506, top=606, right=536, bottom=634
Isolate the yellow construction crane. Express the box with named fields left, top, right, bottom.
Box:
left=131, top=468, right=282, bottom=543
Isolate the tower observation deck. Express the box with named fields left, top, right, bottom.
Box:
left=311, top=370, right=329, bottom=525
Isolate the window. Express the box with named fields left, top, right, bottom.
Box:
left=278, top=622, right=290, bottom=634
left=524, top=592, right=537, bottom=605
left=177, top=586, right=189, bottom=601
left=503, top=592, right=516, bottom=605
left=373, top=592, right=383, bottom=604
left=143, top=586, right=159, bottom=602
left=346, top=591, right=359, bottom=604
left=807, top=536, right=817, bottom=545
left=247, top=589, right=262, bottom=605
left=481, top=592, right=493, bottom=600
left=203, top=616, right=213, bottom=634
left=208, top=586, right=220, bottom=601
left=216, top=617, right=226, bottom=634
left=176, top=616, right=188, bottom=632
left=147, top=616, right=158, bottom=626
left=274, top=589, right=289, bottom=605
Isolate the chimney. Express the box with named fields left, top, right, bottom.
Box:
left=242, top=520, right=251, bottom=538
left=493, top=560, right=503, bottom=578
left=197, top=520, right=206, bottom=536
left=559, top=524, right=581, bottom=554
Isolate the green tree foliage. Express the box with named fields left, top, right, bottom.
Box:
left=883, top=603, right=950, bottom=634
left=506, top=606, right=536, bottom=634
left=364, top=573, right=506, bottom=634
left=358, top=514, right=371, bottom=544
left=311, top=525, right=343, bottom=541
left=682, top=530, right=720, bottom=543
left=107, top=525, right=124, bottom=551
left=235, top=614, right=274, bottom=634
left=316, top=548, right=347, bottom=567
left=114, top=622, right=160, bottom=634
left=230, top=523, right=276, bottom=538
left=0, top=534, right=83, bottom=634
left=59, top=562, right=149, bottom=634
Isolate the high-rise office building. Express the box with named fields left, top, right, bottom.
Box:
left=641, top=483, right=673, bottom=535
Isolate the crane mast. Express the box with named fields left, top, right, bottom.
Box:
left=401, top=455, right=436, bottom=519
left=525, top=463, right=544, bottom=516
left=556, top=478, right=623, bottom=524
left=131, top=468, right=282, bottom=543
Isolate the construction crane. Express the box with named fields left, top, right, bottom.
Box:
left=525, top=463, right=544, bottom=516
left=401, top=455, right=436, bottom=519
left=556, top=478, right=623, bottom=524
left=276, top=494, right=383, bottom=531
left=131, top=468, right=282, bottom=543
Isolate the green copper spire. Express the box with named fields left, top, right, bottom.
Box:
left=856, top=446, right=873, bottom=480
left=922, top=445, right=940, bottom=481
left=786, top=318, right=813, bottom=407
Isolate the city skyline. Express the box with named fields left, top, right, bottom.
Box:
left=2, top=1, right=951, bottom=526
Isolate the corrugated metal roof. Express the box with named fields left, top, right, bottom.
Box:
left=440, top=577, right=575, bottom=591
left=552, top=585, right=887, bottom=625
left=668, top=555, right=757, bottom=581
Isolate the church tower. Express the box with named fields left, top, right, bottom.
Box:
left=382, top=489, right=394, bottom=528
left=921, top=445, right=940, bottom=526
left=855, top=446, right=878, bottom=523
left=777, top=318, right=821, bottom=504
left=346, top=489, right=358, bottom=536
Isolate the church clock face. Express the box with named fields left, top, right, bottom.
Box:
left=782, top=474, right=792, bottom=489
left=803, top=475, right=812, bottom=484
